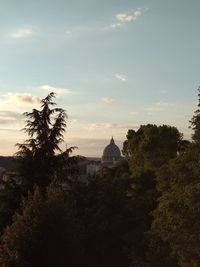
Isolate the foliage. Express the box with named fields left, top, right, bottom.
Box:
left=0, top=176, right=22, bottom=234
left=153, top=145, right=200, bottom=267
left=144, top=230, right=179, bottom=267
left=0, top=157, right=18, bottom=172
left=190, top=87, right=200, bottom=144
left=122, top=124, right=185, bottom=265
left=0, top=186, right=82, bottom=267
left=1, top=89, right=199, bottom=266
left=0, top=174, right=138, bottom=267
left=16, top=93, right=76, bottom=192
left=123, top=124, right=182, bottom=174
left=68, top=175, right=134, bottom=267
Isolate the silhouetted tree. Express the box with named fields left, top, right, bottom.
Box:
left=16, top=93, right=76, bottom=192
left=0, top=175, right=22, bottom=234
left=68, top=175, right=134, bottom=267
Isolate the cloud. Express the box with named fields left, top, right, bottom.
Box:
left=0, top=92, right=41, bottom=115
left=7, top=93, right=41, bottom=104
left=115, top=73, right=126, bottom=82
left=130, top=111, right=139, bottom=116
left=16, top=94, right=40, bottom=104
left=101, top=97, right=115, bottom=104
left=155, top=102, right=172, bottom=107
left=111, top=9, right=142, bottom=28
left=88, top=122, right=137, bottom=131
left=145, top=102, right=174, bottom=112
left=0, top=111, right=21, bottom=125
left=10, top=27, right=35, bottom=39
left=40, top=85, right=73, bottom=95
left=145, top=107, right=162, bottom=112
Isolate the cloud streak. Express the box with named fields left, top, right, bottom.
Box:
left=111, top=9, right=142, bottom=28
left=145, top=102, right=174, bottom=112
left=40, top=85, right=73, bottom=95
left=0, top=111, right=21, bottom=125
left=0, top=92, right=41, bottom=115
left=88, top=122, right=137, bottom=131
left=16, top=93, right=40, bottom=104
left=101, top=97, right=115, bottom=104
left=115, top=73, right=126, bottom=81
left=10, top=27, right=35, bottom=39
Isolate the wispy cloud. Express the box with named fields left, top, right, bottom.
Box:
left=10, top=27, right=35, bottom=39
left=155, top=102, right=172, bottom=107
left=0, top=111, right=21, bottom=125
left=101, top=97, right=115, bottom=104
left=7, top=92, right=41, bottom=104
left=0, top=92, right=41, bottom=116
left=88, top=122, right=137, bottom=131
left=40, top=85, right=73, bottom=95
left=145, top=102, right=174, bottom=112
left=111, top=9, right=142, bottom=28
left=115, top=73, right=126, bottom=82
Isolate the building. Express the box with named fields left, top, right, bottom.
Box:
left=101, top=137, right=122, bottom=168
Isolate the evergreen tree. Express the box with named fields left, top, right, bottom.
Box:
left=16, top=93, right=75, bottom=192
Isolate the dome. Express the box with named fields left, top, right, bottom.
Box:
left=103, top=137, right=121, bottom=158
left=101, top=137, right=121, bottom=167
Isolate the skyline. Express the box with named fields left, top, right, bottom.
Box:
left=0, top=0, right=199, bottom=156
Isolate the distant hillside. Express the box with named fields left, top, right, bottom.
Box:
left=0, top=156, right=17, bottom=171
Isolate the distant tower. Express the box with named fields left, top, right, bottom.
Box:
left=101, top=137, right=122, bottom=168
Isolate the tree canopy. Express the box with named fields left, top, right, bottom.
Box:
left=152, top=89, right=200, bottom=267
left=123, top=124, right=182, bottom=175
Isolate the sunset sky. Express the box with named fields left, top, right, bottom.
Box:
left=0, top=0, right=199, bottom=156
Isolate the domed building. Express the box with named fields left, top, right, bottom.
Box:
left=101, top=137, right=122, bottom=168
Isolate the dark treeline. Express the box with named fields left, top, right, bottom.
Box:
left=0, top=90, right=200, bottom=267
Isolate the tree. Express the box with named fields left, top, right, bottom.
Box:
left=68, top=175, right=135, bottom=267
left=152, top=146, right=200, bottom=267
left=123, top=124, right=182, bottom=175
left=16, top=93, right=75, bottom=192
left=190, top=86, right=200, bottom=144
left=0, top=186, right=82, bottom=267
left=0, top=175, right=22, bottom=234
left=152, top=89, right=200, bottom=266
left=122, top=124, right=183, bottom=265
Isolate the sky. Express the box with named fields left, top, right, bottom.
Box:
left=0, top=0, right=200, bottom=157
